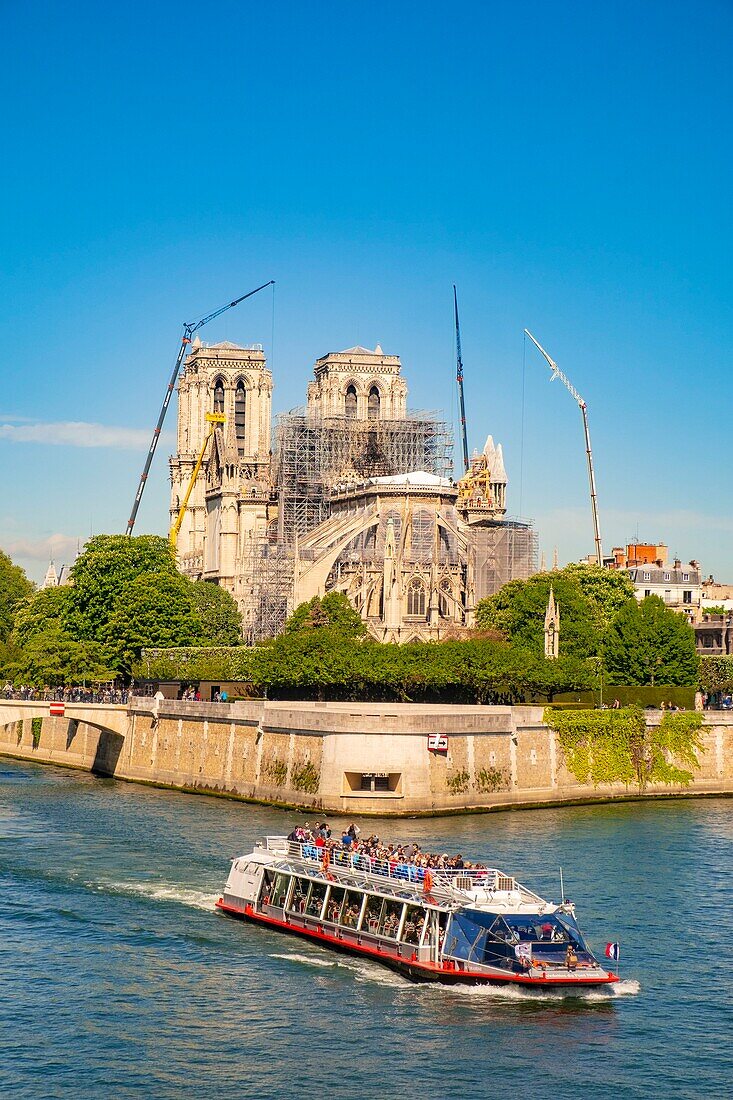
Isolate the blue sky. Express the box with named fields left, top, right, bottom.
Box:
left=2, top=1, right=732, bottom=583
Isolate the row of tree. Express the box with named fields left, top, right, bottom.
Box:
left=0, top=539, right=701, bottom=698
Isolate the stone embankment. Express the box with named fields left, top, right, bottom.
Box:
left=0, top=697, right=731, bottom=815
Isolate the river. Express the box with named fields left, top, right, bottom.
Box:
left=0, top=759, right=730, bottom=1098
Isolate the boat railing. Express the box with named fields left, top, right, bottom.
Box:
left=259, top=837, right=543, bottom=903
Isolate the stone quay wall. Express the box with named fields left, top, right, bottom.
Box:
left=1, top=698, right=731, bottom=816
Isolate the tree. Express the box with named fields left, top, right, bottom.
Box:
left=562, top=563, right=636, bottom=633
left=0, top=550, right=34, bottom=641
left=12, top=628, right=114, bottom=687
left=603, top=595, right=699, bottom=686
left=190, top=581, right=242, bottom=645
left=67, top=534, right=177, bottom=642
left=12, top=585, right=72, bottom=646
left=105, top=572, right=202, bottom=675
left=475, top=570, right=600, bottom=658
left=284, top=593, right=366, bottom=638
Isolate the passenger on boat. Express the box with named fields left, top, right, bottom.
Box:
left=565, top=945, right=578, bottom=971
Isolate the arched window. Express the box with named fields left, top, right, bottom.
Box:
left=439, top=581, right=452, bottom=618
left=213, top=377, right=225, bottom=414
left=345, top=384, right=357, bottom=418
left=235, top=381, right=246, bottom=455
left=407, top=579, right=426, bottom=618
left=368, top=385, right=380, bottom=420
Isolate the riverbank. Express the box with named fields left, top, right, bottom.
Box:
left=1, top=697, right=731, bottom=815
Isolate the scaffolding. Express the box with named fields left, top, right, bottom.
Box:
left=273, top=409, right=453, bottom=542
left=239, top=537, right=295, bottom=644
left=469, top=518, right=539, bottom=601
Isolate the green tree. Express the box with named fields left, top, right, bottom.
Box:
left=0, top=550, right=34, bottom=641
left=562, top=563, right=635, bottom=633
left=12, top=585, right=72, bottom=646
left=105, top=572, right=202, bottom=675
left=190, top=581, right=242, bottom=645
left=284, top=593, right=366, bottom=637
left=12, top=628, right=114, bottom=687
left=67, top=534, right=176, bottom=642
left=475, top=570, right=599, bottom=658
left=603, top=595, right=699, bottom=686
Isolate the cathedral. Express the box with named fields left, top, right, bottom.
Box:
left=170, top=339, right=536, bottom=642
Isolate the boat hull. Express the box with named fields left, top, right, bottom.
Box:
left=216, top=898, right=619, bottom=989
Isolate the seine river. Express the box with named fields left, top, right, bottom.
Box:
left=0, top=760, right=730, bottom=1099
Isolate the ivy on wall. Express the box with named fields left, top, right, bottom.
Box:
left=475, top=766, right=508, bottom=793
left=446, top=769, right=470, bottom=794
left=291, top=762, right=320, bottom=794
left=263, top=757, right=288, bottom=787
left=544, top=707, right=703, bottom=791
left=31, top=717, right=42, bottom=749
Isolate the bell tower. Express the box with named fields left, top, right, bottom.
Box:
left=170, top=337, right=272, bottom=587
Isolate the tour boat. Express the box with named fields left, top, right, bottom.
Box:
left=216, top=837, right=619, bottom=988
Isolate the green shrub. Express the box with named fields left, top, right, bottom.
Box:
left=31, top=717, right=42, bottom=748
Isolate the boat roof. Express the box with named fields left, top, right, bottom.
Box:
left=240, top=837, right=556, bottom=916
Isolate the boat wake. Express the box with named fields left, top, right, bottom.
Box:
left=94, top=880, right=219, bottom=911
left=269, top=952, right=411, bottom=988
left=269, top=952, right=641, bottom=998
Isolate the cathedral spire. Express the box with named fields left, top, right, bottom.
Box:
left=544, top=586, right=560, bottom=659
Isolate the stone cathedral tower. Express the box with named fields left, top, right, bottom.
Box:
left=169, top=336, right=272, bottom=591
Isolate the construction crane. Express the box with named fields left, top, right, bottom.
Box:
left=524, top=329, right=604, bottom=567
left=169, top=412, right=226, bottom=551
left=126, top=280, right=274, bottom=536
left=453, top=285, right=470, bottom=474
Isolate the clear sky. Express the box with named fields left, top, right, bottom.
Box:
left=2, top=0, right=732, bottom=583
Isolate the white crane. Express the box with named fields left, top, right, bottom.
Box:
left=524, top=329, right=604, bottom=567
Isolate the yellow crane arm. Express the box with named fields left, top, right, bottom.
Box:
left=169, top=413, right=226, bottom=550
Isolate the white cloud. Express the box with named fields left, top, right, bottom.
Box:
left=0, top=419, right=173, bottom=450
left=2, top=534, right=82, bottom=562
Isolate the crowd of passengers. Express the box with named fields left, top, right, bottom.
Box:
left=286, top=821, right=488, bottom=878
left=2, top=684, right=129, bottom=703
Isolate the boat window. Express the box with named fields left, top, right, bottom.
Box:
left=502, top=914, right=579, bottom=946
left=270, top=873, right=291, bottom=908
left=401, top=906, right=426, bottom=945
left=260, top=869, right=277, bottom=905
left=288, top=877, right=310, bottom=914
left=307, top=882, right=328, bottom=917
left=363, top=896, right=384, bottom=934
left=340, top=891, right=363, bottom=928
left=378, top=900, right=404, bottom=939
left=325, top=886, right=346, bottom=923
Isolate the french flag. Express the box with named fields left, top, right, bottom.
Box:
left=605, top=942, right=620, bottom=962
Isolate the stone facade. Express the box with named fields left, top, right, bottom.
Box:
left=2, top=699, right=731, bottom=817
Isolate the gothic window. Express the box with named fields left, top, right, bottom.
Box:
left=345, top=385, right=357, bottom=418
left=439, top=582, right=452, bottom=618
left=407, top=579, right=426, bottom=618
left=411, top=511, right=433, bottom=558
left=235, top=381, right=246, bottom=456
left=368, top=385, right=380, bottom=420
left=213, top=377, right=225, bottom=414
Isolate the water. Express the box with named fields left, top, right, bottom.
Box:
left=0, top=761, right=730, bottom=1099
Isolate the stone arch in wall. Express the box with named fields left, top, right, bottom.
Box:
left=234, top=380, right=246, bottom=455
left=367, top=382, right=381, bottom=420
left=344, top=381, right=358, bottom=418
left=212, top=376, right=225, bottom=414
